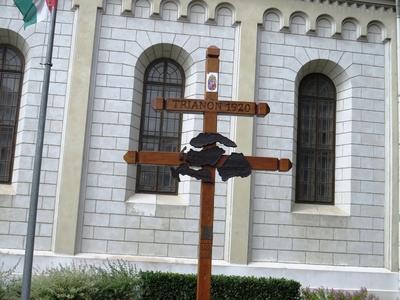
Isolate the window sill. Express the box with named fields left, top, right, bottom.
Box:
left=0, top=184, right=16, bottom=196
left=292, top=203, right=349, bottom=216
left=126, top=193, right=188, bottom=216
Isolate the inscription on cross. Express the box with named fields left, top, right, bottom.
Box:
left=124, top=46, right=292, bottom=300
left=153, top=97, right=269, bottom=116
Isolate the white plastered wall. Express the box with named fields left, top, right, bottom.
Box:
left=78, top=0, right=237, bottom=259
left=251, top=9, right=387, bottom=268
left=0, top=0, right=74, bottom=251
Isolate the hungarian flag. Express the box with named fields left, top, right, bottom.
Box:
left=14, top=0, right=57, bottom=28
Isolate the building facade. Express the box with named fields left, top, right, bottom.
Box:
left=0, top=0, right=399, bottom=297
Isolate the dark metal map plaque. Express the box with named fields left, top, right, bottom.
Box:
left=179, top=134, right=253, bottom=182
left=218, top=153, right=252, bottom=181
left=171, top=164, right=212, bottom=183
left=190, top=132, right=237, bottom=148
left=183, top=146, right=225, bottom=167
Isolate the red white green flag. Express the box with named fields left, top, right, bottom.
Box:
left=14, top=0, right=57, bottom=28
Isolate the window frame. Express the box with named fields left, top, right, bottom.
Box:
left=135, top=58, right=185, bottom=195
left=0, top=44, right=24, bottom=185
left=295, top=73, right=336, bottom=205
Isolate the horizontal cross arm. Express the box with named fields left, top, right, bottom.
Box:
left=152, top=97, right=270, bottom=117
left=124, top=151, right=180, bottom=166
left=124, top=151, right=292, bottom=172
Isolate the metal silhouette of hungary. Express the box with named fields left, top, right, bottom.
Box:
left=190, top=133, right=237, bottom=148
left=217, top=153, right=252, bottom=181
left=172, top=134, right=253, bottom=182
left=171, top=164, right=213, bottom=183
left=182, top=146, right=225, bottom=167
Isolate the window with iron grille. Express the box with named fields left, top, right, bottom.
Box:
left=0, top=45, right=24, bottom=184
left=136, top=58, right=184, bottom=194
left=296, top=74, right=336, bottom=204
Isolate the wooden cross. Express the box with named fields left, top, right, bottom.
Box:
left=124, top=46, right=292, bottom=300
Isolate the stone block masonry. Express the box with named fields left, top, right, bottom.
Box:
left=0, top=0, right=75, bottom=252
left=252, top=15, right=386, bottom=268
left=80, top=0, right=236, bottom=260
left=0, top=0, right=394, bottom=274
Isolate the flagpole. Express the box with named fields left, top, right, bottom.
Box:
left=21, top=2, right=58, bottom=299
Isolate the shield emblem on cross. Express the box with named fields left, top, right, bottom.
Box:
left=206, top=72, right=218, bottom=92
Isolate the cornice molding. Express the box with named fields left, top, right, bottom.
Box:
left=299, top=0, right=395, bottom=11
left=121, top=0, right=396, bottom=19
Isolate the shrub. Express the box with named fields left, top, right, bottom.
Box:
left=1, top=261, right=141, bottom=300
left=139, top=271, right=301, bottom=300
left=301, top=287, right=379, bottom=300
left=29, top=265, right=98, bottom=300
left=88, top=262, right=140, bottom=300
left=0, top=269, right=7, bottom=300
left=0, top=264, right=20, bottom=300
left=1, top=262, right=301, bottom=300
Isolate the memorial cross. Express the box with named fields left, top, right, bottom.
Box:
left=124, top=46, right=292, bottom=300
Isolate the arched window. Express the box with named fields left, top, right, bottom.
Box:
left=296, top=74, right=335, bottom=204
left=136, top=59, right=184, bottom=194
left=0, top=45, right=24, bottom=184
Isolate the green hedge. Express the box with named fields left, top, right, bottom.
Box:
left=139, top=271, right=301, bottom=300
left=139, top=271, right=196, bottom=299
left=0, top=263, right=301, bottom=300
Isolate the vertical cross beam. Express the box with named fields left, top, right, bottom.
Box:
left=196, top=47, right=220, bottom=300
left=123, top=46, right=293, bottom=300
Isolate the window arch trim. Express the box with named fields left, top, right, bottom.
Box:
left=295, top=73, right=336, bottom=205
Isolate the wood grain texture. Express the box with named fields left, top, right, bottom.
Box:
left=196, top=46, right=220, bottom=300
left=124, top=151, right=291, bottom=172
